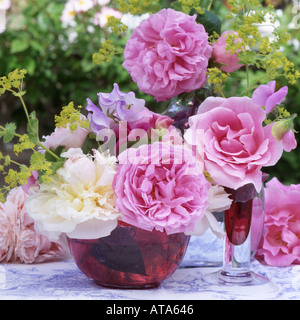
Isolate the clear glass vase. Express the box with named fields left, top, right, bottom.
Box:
left=204, top=182, right=269, bottom=286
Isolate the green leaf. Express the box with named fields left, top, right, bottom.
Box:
left=30, top=151, right=46, bottom=169
left=11, top=39, right=29, bottom=54
left=237, top=50, right=256, bottom=65
left=49, top=160, right=65, bottom=175
left=3, top=123, right=16, bottom=143
left=44, top=145, right=65, bottom=162
left=27, top=111, right=39, bottom=145
left=194, top=10, right=222, bottom=36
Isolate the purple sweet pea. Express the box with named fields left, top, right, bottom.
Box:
left=98, top=83, right=145, bottom=122
left=252, top=81, right=288, bottom=113
left=86, top=84, right=146, bottom=135
left=86, top=98, right=115, bottom=134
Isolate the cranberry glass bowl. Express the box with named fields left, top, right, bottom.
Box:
left=68, top=222, right=190, bottom=289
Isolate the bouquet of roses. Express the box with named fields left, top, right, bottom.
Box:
left=0, top=0, right=299, bottom=267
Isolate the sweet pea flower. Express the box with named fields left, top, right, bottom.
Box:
left=255, top=178, right=300, bottom=266
left=0, top=187, right=68, bottom=263
left=26, top=148, right=121, bottom=240
left=252, top=81, right=288, bottom=113
left=86, top=84, right=145, bottom=136
left=123, top=8, right=212, bottom=102
left=185, top=96, right=283, bottom=192
left=113, top=142, right=210, bottom=235
left=212, top=31, right=244, bottom=73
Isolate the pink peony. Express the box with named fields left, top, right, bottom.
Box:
left=255, top=178, right=300, bottom=266
left=113, top=142, right=210, bottom=234
left=212, top=31, right=244, bottom=73
left=122, top=8, right=212, bottom=102
left=185, top=97, right=283, bottom=192
left=0, top=187, right=68, bottom=263
left=42, top=124, right=89, bottom=151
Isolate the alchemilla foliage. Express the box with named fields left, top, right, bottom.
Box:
left=0, top=69, right=89, bottom=202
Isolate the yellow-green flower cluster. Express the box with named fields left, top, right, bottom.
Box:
left=206, top=67, right=229, bottom=97
left=0, top=69, right=27, bottom=96
left=224, top=0, right=300, bottom=86
left=93, top=39, right=119, bottom=65
left=116, top=0, right=161, bottom=15
left=55, top=102, right=89, bottom=132
left=0, top=69, right=69, bottom=202
left=106, top=16, right=128, bottom=35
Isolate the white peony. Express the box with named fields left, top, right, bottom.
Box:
left=26, top=148, right=121, bottom=240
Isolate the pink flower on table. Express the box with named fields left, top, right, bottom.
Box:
left=0, top=187, right=68, bottom=263
left=122, top=8, right=212, bottom=102
left=252, top=81, right=288, bottom=113
left=255, top=178, right=300, bottom=267
left=185, top=97, right=283, bottom=192
left=113, top=142, right=210, bottom=235
left=212, top=31, right=244, bottom=73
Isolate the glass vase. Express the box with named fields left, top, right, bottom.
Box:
left=68, top=221, right=190, bottom=289
left=204, top=183, right=269, bottom=286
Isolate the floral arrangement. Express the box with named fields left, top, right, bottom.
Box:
left=0, top=0, right=299, bottom=268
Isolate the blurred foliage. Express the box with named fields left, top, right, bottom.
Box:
left=0, top=0, right=299, bottom=185
left=0, top=0, right=158, bottom=136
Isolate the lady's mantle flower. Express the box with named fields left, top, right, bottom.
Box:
left=123, top=8, right=212, bottom=102
left=26, top=148, right=121, bottom=240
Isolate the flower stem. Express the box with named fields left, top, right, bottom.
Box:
left=37, top=142, right=62, bottom=161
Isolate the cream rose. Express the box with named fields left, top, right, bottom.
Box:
left=26, top=148, right=121, bottom=240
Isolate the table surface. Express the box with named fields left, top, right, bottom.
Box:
left=0, top=232, right=299, bottom=300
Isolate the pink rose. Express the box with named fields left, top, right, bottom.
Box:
left=42, top=125, right=89, bottom=151
left=113, top=142, right=210, bottom=234
left=255, top=178, right=300, bottom=266
left=0, top=187, right=68, bottom=263
left=123, top=8, right=212, bottom=102
left=212, top=31, right=244, bottom=73
left=185, top=97, right=283, bottom=192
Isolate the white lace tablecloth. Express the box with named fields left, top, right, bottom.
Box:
left=0, top=232, right=299, bottom=300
